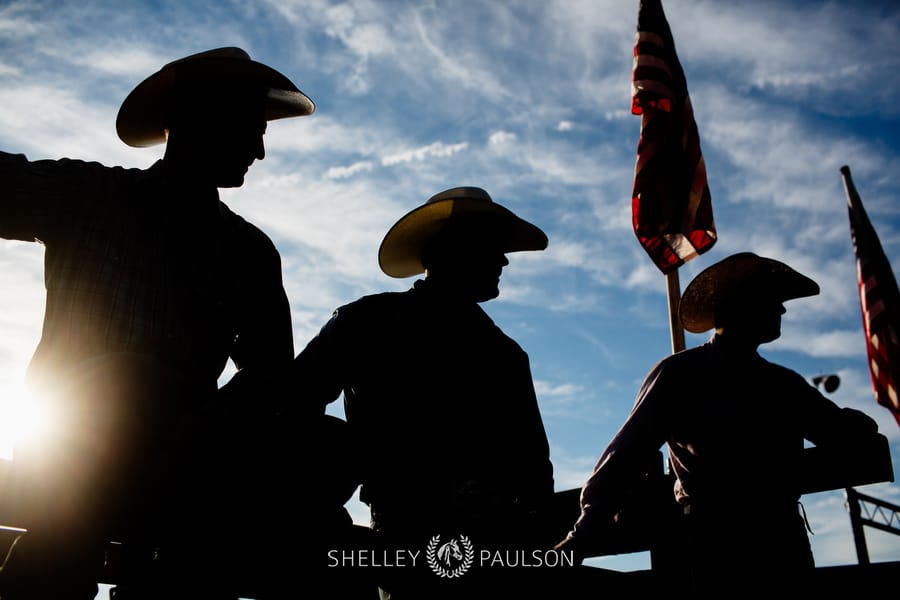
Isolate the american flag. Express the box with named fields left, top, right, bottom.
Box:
left=842, top=165, right=900, bottom=428
left=631, top=0, right=715, bottom=274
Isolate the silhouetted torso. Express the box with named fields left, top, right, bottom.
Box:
left=0, top=150, right=296, bottom=599
left=294, top=278, right=554, bottom=538
left=0, top=154, right=292, bottom=390
left=572, top=333, right=878, bottom=594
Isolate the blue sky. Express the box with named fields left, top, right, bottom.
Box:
left=0, top=0, right=898, bottom=586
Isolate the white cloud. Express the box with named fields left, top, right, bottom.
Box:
left=322, top=2, right=394, bottom=60
left=326, top=160, right=373, bottom=179
left=547, top=442, right=600, bottom=491
left=63, top=47, right=163, bottom=79
left=675, top=2, right=900, bottom=117
left=0, top=3, right=41, bottom=40
left=0, top=83, right=147, bottom=166
left=381, top=141, right=468, bottom=165
left=489, top=130, right=517, bottom=145
left=772, top=328, right=866, bottom=359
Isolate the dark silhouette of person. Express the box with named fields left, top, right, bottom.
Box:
left=0, top=47, right=352, bottom=599
left=555, top=252, right=880, bottom=597
left=291, top=187, right=557, bottom=599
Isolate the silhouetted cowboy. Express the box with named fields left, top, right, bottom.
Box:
left=557, top=252, right=879, bottom=598
left=0, top=47, right=319, bottom=599
left=292, top=187, right=556, bottom=599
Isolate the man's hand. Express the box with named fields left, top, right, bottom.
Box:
left=553, top=535, right=584, bottom=565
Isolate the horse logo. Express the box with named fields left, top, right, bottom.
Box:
left=426, top=534, right=474, bottom=578
left=438, top=539, right=463, bottom=564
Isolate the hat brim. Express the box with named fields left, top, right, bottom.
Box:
left=679, top=252, right=820, bottom=333
left=116, top=56, right=314, bottom=147
left=378, top=197, right=548, bottom=278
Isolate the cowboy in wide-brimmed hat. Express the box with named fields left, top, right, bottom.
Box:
left=560, top=250, right=879, bottom=596
left=0, top=47, right=327, bottom=599
left=117, top=46, right=314, bottom=147
left=379, top=185, right=548, bottom=277
left=116, top=46, right=315, bottom=189
left=292, top=186, right=556, bottom=598
left=378, top=185, right=548, bottom=302
left=679, top=251, right=820, bottom=345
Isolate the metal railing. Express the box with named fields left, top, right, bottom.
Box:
left=845, top=487, right=900, bottom=565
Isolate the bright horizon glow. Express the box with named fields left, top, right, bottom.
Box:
left=0, top=383, right=56, bottom=461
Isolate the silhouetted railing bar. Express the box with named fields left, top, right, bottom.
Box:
left=849, top=488, right=900, bottom=527
left=845, top=487, right=900, bottom=566
left=0, top=433, right=897, bottom=595
left=846, top=488, right=871, bottom=565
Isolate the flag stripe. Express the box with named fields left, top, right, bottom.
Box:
left=842, top=165, right=900, bottom=428
left=631, top=0, right=716, bottom=274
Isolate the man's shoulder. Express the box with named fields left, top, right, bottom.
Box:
left=756, top=353, right=808, bottom=382
left=218, top=202, right=280, bottom=256
left=320, top=290, right=412, bottom=339
left=640, top=342, right=719, bottom=385
left=335, top=289, right=411, bottom=317
left=662, top=340, right=807, bottom=382
left=658, top=343, right=710, bottom=367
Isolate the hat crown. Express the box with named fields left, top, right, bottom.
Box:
left=377, top=186, right=547, bottom=279
left=163, top=47, right=252, bottom=71
left=426, top=186, right=493, bottom=206
left=679, top=252, right=820, bottom=333
left=116, top=46, right=314, bottom=147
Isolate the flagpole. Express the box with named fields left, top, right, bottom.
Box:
left=666, top=269, right=686, bottom=353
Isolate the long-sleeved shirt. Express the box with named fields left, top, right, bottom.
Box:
left=0, top=151, right=293, bottom=393
left=571, top=333, right=878, bottom=542
left=292, top=279, right=555, bottom=535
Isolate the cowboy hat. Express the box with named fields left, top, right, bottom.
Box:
left=679, top=252, right=820, bottom=333
left=378, top=187, right=548, bottom=278
left=116, top=47, right=314, bottom=147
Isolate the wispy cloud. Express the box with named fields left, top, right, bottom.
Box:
left=326, top=160, right=374, bottom=179
left=488, top=130, right=517, bottom=145
left=381, top=141, right=468, bottom=165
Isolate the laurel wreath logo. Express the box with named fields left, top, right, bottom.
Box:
left=425, top=534, right=474, bottom=578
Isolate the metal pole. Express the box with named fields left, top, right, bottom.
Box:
left=845, top=487, right=870, bottom=565
left=655, top=268, right=685, bottom=584
left=666, top=270, right=686, bottom=353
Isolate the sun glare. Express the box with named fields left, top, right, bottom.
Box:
left=0, top=383, right=56, bottom=461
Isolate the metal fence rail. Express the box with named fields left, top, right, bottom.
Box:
left=845, top=487, right=900, bottom=565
